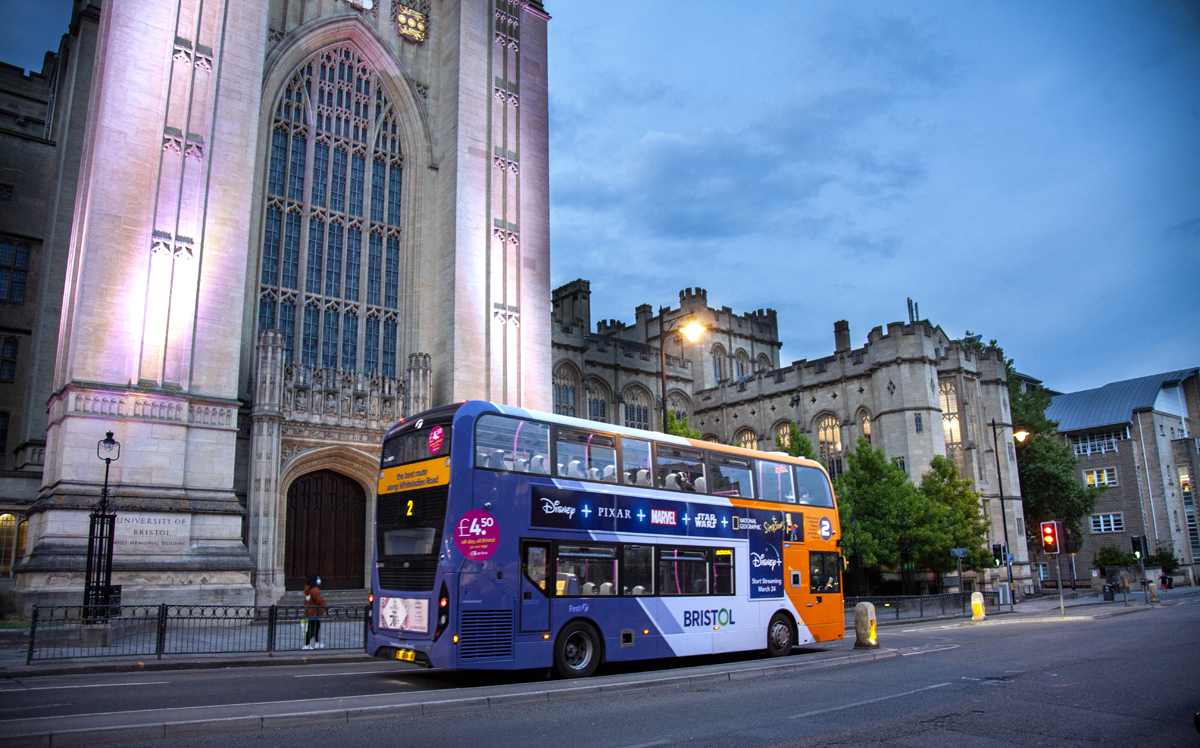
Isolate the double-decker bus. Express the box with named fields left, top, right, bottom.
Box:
left=367, top=401, right=843, bottom=677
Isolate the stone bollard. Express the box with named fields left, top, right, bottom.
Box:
left=853, top=602, right=878, bottom=649
left=971, top=591, right=986, bottom=622
left=1147, top=582, right=1160, bottom=603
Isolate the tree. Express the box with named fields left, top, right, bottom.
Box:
left=835, top=439, right=947, bottom=571
left=1147, top=545, right=1180, bottom=575
left=666, top=411, right=702, bottom=440
left=1006, top=360, right=1101, bottom=542
left=917, top=455, right=992, bottom=573
left=774, top=422, right=819, bottom=461
left=1093, top=544, right=1135, bottom=569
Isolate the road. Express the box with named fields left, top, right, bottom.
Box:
left=4, top=596, right=1199, bottom=746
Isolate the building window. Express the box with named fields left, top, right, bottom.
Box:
left=711, top=345, right=726, bottom=384
left=0, top=239, right=30, bottom=303
left=0, top=513, right=16, bottom=577
left=939, top=379, right=965, bottom=476
left=256, top=46, right=405, bottom=372
left=736, top=429, right=758, bottom=451
left=624, top=388, right=650, bottom=431
left=816, top=414, right=843, bottom=476
left=1179, top=466, right=1198, bottom=557
left=667, top=393, right=690, bottom=425
left=553, top=364, right=579, bottom=417
left=0, top=338, right=16, bottom=382
left=775, top=421, right=792, bottom=449
left=859, top=410, right=871, bottom=447
left=735, top=351, right=749, bottom=379
left=893, top=456, right=906, bottom=473
left=0, top=412, right=7, bottom=470
left=1090, top=513, right=1124, bottom=533
left=1083, top=468, right=1117, bottom=488
left=914, top=414, right=923, bottom=433
left=1071, top=428, right=1129, bottom=456
left=586, top=381, right=610, bottom=423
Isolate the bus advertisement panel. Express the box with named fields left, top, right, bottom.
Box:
left=367, top=401, right=842, bottom=677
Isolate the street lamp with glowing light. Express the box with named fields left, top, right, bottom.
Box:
left=657, top=310, right=706, bottom=433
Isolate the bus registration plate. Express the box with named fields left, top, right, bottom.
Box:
left=396, top=649, right=416, bottom=662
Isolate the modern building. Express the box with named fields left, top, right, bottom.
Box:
left=1044, top=369, right=1199, bottom=585
left=552, top=281, right=1033, bottom=594
left=0, top=0, right=552, bottom=612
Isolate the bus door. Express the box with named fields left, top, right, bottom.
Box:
left=782, top=512, right=811, bottom=618
left=519, top=540, right=551, bottom=632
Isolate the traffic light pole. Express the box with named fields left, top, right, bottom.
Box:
left=1054, top=554, right=1064, bottom=616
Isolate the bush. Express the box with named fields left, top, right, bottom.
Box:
left=1093, top=544, right=1135, bottom=569
left=1147, top=546, right=1180, bottom=575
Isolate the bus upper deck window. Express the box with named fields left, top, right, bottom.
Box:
left=795, top=466, right=834, bottom=507
left=475, top=415, right=550, bottom=475
left=710, top=456, right=754, bottom=498
left=656, top=446, right=705, bottom=492
left=621, top=438, right=652, bottom=487
left=556, top=429, right=617, bottom=482
left=757, top=460, right=795, bottom=503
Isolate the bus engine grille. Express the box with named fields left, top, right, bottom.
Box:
left=459, top=610, right=514, bottom=659
left=377, top=564, right=438, bottom=592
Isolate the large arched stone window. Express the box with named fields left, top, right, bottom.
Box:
left=858, top=408, right=872, bottom=447
left=736, top=428, right=758, bottom=451
left=256, top=46, right=405, bottom=377
left=735, top=350, right=750, bottom=379
left=584, top=377, right=611, bottom=423
left=623, top=386, right=651, bottom=431
left=667, top=391, right=691, bottom=425
left=815, top=412, right=843, bottom=476
left=553, top=363, right=580, bottom=417
left=939, top=379, right=964, bottom=475
left=710, top=344, right=726, bottom=385
left=773, top=420, right=793, bottom=450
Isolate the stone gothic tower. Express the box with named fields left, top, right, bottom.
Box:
left=14, top=0, right=552, bottom=609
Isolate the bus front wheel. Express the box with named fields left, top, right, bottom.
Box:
left=554, top=621, right=601, bottom=678
left=766, top=612, right=794, bottom=657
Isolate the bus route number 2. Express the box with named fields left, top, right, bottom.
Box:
left=455, top=509, right=499, bottom=560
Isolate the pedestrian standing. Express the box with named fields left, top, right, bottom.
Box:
left=303, top=574, right=326, bottom=650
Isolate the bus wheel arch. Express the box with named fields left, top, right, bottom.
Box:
left=553, top=618, right=604, bottom=678
left=766, top=610, right=796, bottom=657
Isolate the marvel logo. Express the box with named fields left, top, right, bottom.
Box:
left=650, top=509, right=677, bottom=526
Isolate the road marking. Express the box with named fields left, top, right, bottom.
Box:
left=0, top=703, right=70, bottom=712
left=615, top=741, right=670, bottom=748
left=294, top=670, right=397, bottom=678
left=788, top=683, right=951, bottom=719
left=899, top=645, right=960, bottom=656
left=0, top=681, right=170, bottom=692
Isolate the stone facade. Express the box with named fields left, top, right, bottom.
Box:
left=551, top=281, right=1033, bottom=594
left=1, top=0, right=553, bottom=611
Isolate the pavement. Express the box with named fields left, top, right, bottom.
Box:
left=2, top=584, right=1193, bottom=680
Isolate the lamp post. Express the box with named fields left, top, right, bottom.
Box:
left=84, top=431, right=120, bottom=617
left=657, top=309, right=705, bottom=433
left=990, top=418, right=1028, bottom=612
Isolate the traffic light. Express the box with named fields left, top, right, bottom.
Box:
left=992, top=543, right=1005, bottom=566
left=1130, top=535, right=1148, bottom=561
left=1040, top=521, right=1062, bottom=555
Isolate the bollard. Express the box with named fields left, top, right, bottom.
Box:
left=970, top=591, right=986, bottom=622
left=1147, top=582, right=1159, bottom=603
left=853, top=602, right=878, bottom=649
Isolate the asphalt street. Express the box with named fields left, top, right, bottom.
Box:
left=3, top=594, right=1198, bottom=746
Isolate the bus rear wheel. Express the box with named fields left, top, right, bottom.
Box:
left=766, top=612, right=794, bottom=657
left=554, top=621, right=600, bottom=678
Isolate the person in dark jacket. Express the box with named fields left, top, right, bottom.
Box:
left=303, top=574, right=327, bottom=649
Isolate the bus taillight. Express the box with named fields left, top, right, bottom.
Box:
left=435, top=582, right=450, bottom=642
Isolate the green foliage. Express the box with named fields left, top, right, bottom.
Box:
left=1093, top=544, right=1135, bottom=569
left=666, top=411, right=702, bottom=440
left=1148, top=546, right=1180, bottom=575
left=835, top=439, right=944, bottom=570
left=918, top=455, right=993, bottom=572
left=774, top=422, right=818, bottom=461
left=1005, top=360, right=1099, bottom=542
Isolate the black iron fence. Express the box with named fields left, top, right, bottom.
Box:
left=844, top=591, right=1001, bottom=623
left=27, top=604, right=370, bottom=663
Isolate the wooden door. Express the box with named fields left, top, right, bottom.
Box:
left=284, top=470, right=366, bottom=590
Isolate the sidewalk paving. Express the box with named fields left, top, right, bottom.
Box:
left=3, top=585, right=1195, bottom=679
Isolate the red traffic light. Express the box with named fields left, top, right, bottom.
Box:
left=1040, top=521, right=1062, bottom=555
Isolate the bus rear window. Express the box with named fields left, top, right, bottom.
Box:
left=382, top=425, right=451, bottom=467
left=475, top=415, right=551, bottom=474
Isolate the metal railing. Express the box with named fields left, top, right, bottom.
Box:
left=843, top=591, right=1000, bottom=622
left=27, top=604, right=370, bottom=663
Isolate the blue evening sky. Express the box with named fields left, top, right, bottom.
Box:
left=3, top=1, right=1197, bottom=393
